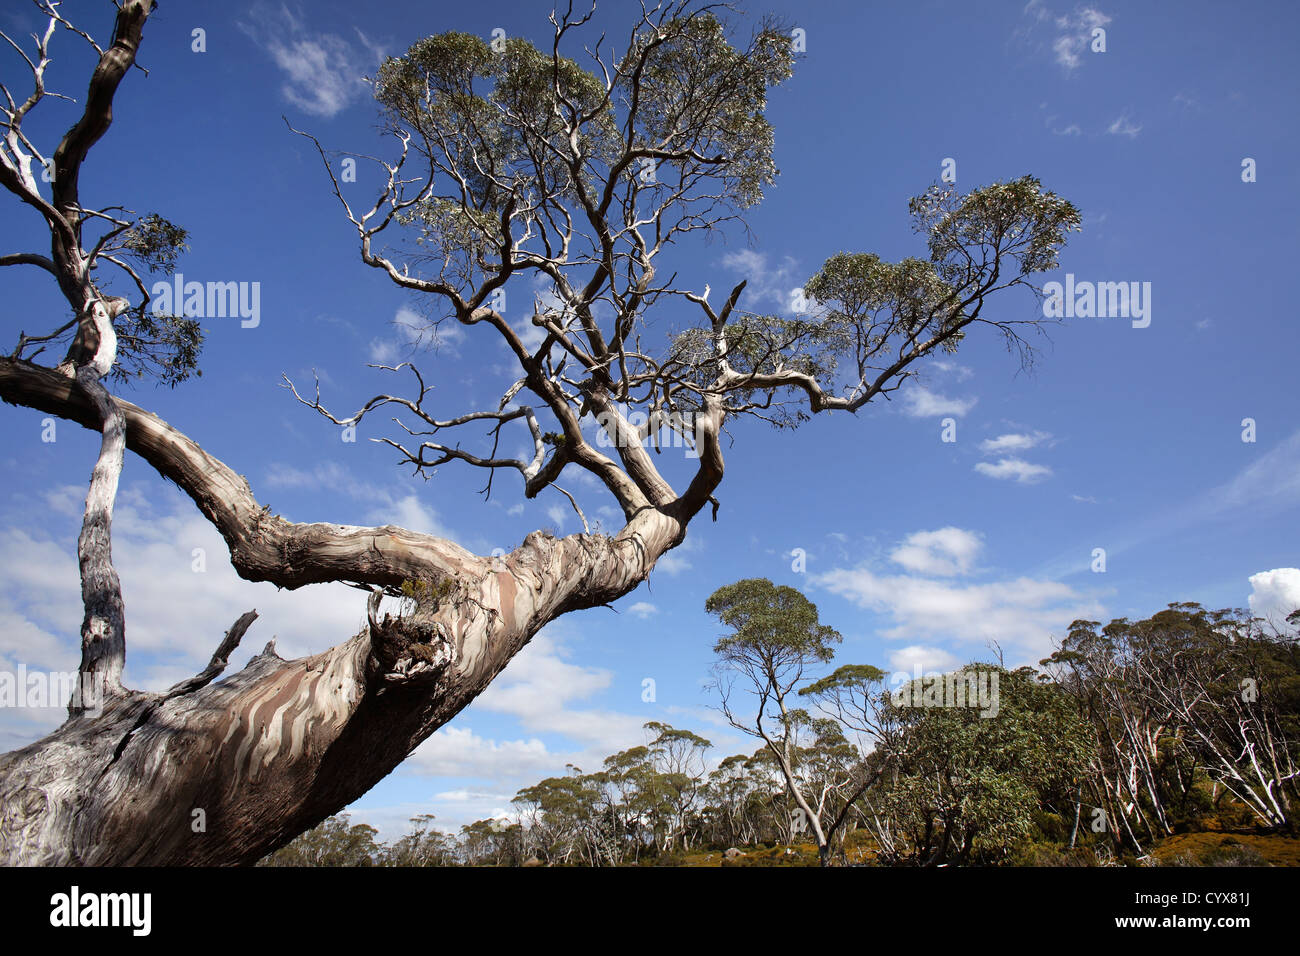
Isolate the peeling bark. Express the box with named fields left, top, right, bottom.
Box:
left=0, top=0, right=1073, bottom=866
left=0, top=355, right=690, bottom=865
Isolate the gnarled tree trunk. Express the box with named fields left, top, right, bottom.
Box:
left=0, top=357, right=687, bottom=865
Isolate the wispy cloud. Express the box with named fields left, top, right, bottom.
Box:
left=975, top=457, right=1053, bottom=484
left=369, top=305, right=463, bottom=363
left=1036, top=429, right=1300, bottom=580
left=1106, top=111, right=1142, bottom=139
left=1202, top=429, right=1300, bottom=516
left=719, top=248, right=804, bottom=313
left=239, top=3, right=383, bottom=118
left=263, top=460, right=453, bottom=538
left=654, top=532, right=702, bottom=576
left=1051, top=6, right=1112, bottom=72
left=1017, top=4, right=1111, bottom=74
left=980, top=431, right=1051, bottom=454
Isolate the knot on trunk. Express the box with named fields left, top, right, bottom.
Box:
left=365, top=587, right=457, bottom=687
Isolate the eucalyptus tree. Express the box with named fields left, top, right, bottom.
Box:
left=1126, top=605, right=1298, bottom=829
left=459, top=817, right=528, bottom=866
left=382, top=813, right=460, bottom=866
left=256, top=813, right=382, bottom=867
left=0, top=0, right=1080, bottom=864
left=799, top=664, right=901, bottom=854
left=868, top=666, right=1093, bottom=866
left=512, top=771, right=607, bottom=865
left=705, top=577, right=851, bottom=864
left=1047, top=605, right=1300, bottom=837
left=642, top=721, right=712, bottom=850
left=702, top=753, right=757, bottom=846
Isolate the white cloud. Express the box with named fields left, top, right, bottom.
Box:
left=1052, top=7, right=1112, bottom=72
left=368, top=338, right=399, bottom=363
left=263, top=462, right=452, bottom=539
left=373, top=494, right=448, bottom=538
left=0, top=482, right=369, bottom=756
left=901, top=385, right=976, bottom=418
left=980, top=431, right=1050, bottom=454
left=406, top=725, right=559, bottom=779
left=1204, top=429, right=1300, bottom=516
left=265, top=461, right=381, bottom=499
left=472, top=631, right=645, bottom=747
left=888, top=645, right=961, bottom=675
left=1034, top=430, right=1300, bottom=581
left=402, top=627, right=650, bottom=797
left=1248, top=568, right=1300, bottom=630
left=719, top=248, right=804, bottom=312
left=239, top=4, right=381, bottom=118
left=1106, top=111, right=1142, bottom=139
left=928, top=360, right=975, bottom=382
left=814, top=564, right=1102, bottom=662
left=545, top=504, right=567, bottom=530
left=656, top=553, right=691, bottom=575
left=627, top=601, right=658, bottom=619
left=889, top=528, right=982, bottom=577
left=368, top=305, right=463, bottom=364
left=654, top=532, right=702, bottom=576
left=975, top=457, right=1053, bottom=484
left=814, top=524, right=1102, bottom=661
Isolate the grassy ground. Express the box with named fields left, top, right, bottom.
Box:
left=663, top=829, right=1300, bottom=866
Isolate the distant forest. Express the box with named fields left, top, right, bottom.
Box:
left=263, top=601, right=1300, bottom=867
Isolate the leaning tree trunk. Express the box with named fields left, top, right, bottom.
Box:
left=0, top=358, right=694, bottom=865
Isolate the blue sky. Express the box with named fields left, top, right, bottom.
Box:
left=1, top=0, right=1297, bottom=840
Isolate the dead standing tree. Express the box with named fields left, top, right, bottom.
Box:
left=0, top=0, right=1080, bottom=864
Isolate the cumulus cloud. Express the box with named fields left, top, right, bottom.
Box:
left=654, top=533, right=702, bottom=577
left=377, top=494, right=449, bottom=538
left=263, top=461, right=452, bottom=538
left=406, top=725, right=560, bottom=780
left=468, top=631, right=645, bottom=749
left=816, top=566, right=1101, bottom=661
left=890, top=527, right=982, bottom=577
left=888, top=645, right=961, bottom=675
left=975, top=457, right=1053, bottom=484
left=813, top=526, right=1103, bottom=662
left=980, top=431, right=1050, bottom=454
left=1248, top=568, right=1300, bottom=630
left=901, top=385, right=977, bottom=418
left=396, top=626, right=654, bottom=830
left=627, top=601, right=658, bottom=619
left=0, top=482, right=374, bottom=749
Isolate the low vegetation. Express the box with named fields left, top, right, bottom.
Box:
left=262, top=592, right=1299, bottom=867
